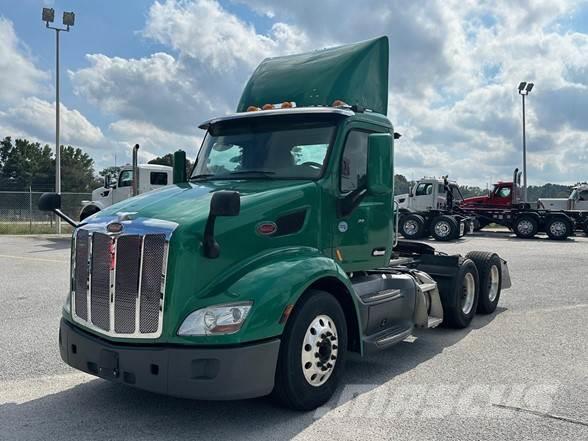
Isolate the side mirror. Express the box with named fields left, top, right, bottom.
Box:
left=173, top=150, right=187, bottom=184
left=104, top=175, right=111, bottom=188
left=203, top=191, right=241, bottom=258
left=38, top=192, right=62, bottom=211
left=38, top=192, right=78, bottom=228
left=367, top=133, right=393, bottom=195
left=210, top=190, right=240, bottom=217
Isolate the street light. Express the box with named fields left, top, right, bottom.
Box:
left=518, top=81, right=534, bottom=203
left=42, top=8, right=75, bottom=233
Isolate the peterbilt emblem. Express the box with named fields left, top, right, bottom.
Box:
left=107, top=222, right=124, bottom=233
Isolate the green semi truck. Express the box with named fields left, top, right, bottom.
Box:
left=39, top=36, right=511, bottom=410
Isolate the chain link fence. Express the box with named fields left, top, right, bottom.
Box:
left=0, top=189, right=91, bottom=234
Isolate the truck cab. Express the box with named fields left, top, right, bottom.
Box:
left=538, top=184, right=588, bottom=211
left=395, top=177, right=463, bottom=212
left=80, top=163, right=172, bottom=220
left=461, top=182, right=513, bottom=209
left=39, top=36, right=511, bottom=410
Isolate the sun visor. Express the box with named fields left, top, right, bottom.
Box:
left=237, top=36, right=389, bottom=115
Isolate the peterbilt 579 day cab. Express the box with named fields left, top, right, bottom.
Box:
left=80, top=150, right=172, bottom=220
left=394, top=177, right=474, bottom=241
left=460, top=169, right=588, bottom=239
left=38, top=37, right=511, bottom=410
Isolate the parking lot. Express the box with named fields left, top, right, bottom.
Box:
left=0, top=232, right=587, bottom=440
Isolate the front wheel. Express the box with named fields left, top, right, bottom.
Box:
left=273, top=290, right=347, bottom=410
left=400, top=214, right=427, bottom=239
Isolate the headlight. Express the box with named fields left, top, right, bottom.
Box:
left=177, top=301, right=253, bottom=336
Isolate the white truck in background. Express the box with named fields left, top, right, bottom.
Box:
left=538, top=184, right=588, bottom=211
left=394, top=176, right=474, bottom=241
left=80, top=146, right=173, bottom=220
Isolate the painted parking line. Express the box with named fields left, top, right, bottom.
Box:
left=0, top=254, right=67, bottom=263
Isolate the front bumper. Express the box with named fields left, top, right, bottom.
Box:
left=59, top=318, right=280, bottom=400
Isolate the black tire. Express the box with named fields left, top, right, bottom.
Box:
left=466, top=251, right=502, bottom=314
left=400, top=214, right=426, bottom=240
left=545, top=216, right=572, bottom=240
left=438, top=258, right=479, bottom=329
left=584, top=222, right=588, bottom=236
left=513, top=215, right=539, bottom=239
left=431, top=215, right=459, bottom=241
left=272, top=290, right=347, bottom=411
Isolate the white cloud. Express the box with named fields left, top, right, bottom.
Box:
left=0, top=18, right=49, bottom=104
left=0, top=97, right=104, bottom=148
left=108, top=119, right=203, bottom=164
left=144, top=0, right=310, bottom=71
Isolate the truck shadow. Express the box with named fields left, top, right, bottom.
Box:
left=29, top=236, right=71, bottom=253
left=0, top=309, right=505, bottom=441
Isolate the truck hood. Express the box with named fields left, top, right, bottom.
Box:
left=460, top=195, right=490, bottom=206
left=94, top=180, right=311, bottom=226
left=537, top=198, right=570, bottom=210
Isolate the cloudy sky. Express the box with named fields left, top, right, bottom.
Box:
left=0, top=0, right=587, bottom=186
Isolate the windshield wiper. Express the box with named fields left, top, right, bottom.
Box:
left=189, top=173, right=215, bottom=180
left=228, top=170, right=276, bottom=176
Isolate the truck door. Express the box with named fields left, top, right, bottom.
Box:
left=576, top=189, right=588, bottom=210
left=413, top=182, right=434, bottom=211
left=494, top=184, right=512, bottom=207
left=333, top=129, right=393, bottom=272
left=113, top=169, right=133, bottom=203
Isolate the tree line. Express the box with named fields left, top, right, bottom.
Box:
left=0, top=137, right=574, bottom=200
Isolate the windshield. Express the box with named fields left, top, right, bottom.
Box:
left=192, top=117, right=338, bottom=180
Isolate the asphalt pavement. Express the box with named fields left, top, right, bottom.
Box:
left=0, top=232, right=587, bottom=440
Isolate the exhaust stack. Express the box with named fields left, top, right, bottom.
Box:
left=132, top=144, right=139, bottom=197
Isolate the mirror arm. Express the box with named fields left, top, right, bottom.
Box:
left=53, top=209, right=79, bottom=228
left=202, top=214, right=220, bottom=258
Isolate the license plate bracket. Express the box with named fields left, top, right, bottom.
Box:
left=98, top=349, right=119, bottom=379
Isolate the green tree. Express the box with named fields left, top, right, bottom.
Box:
left=394, top=174, right=411, bottom=195
left=149, top=152, right=193, bottom=177
left=0, top=137, right=54, bottom=190
left=60, top=145, right=100, bottom=192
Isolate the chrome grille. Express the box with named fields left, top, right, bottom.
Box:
left=74, top=229, right=89, bottom=320
left=140, top=234, right=166, bottom=333
left=72, top=222, right=171, bottom=339
left=114, top=235, right=141, bottom=333
left=90, top=233, right=111, bottom=331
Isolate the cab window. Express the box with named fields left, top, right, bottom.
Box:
left=340, top=131, right=369, bottom=192
left=578, top=190, right=588, bottom=201
left=150, top=172, right=168, bottom=186
left=416, top=183, right=432, bottom=196
left=496, top=186, right=511, bottom=198
left=118, top=170, right=133, bottom=187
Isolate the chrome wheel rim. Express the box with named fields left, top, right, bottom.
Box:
left=404, top=220, right=419, bottom=236
left=549, top=221, right=566, bottom=237
left=517, top=219, right=534, bottom=235
left=301, top=314, right=338, bottom=387
left=488, top=265, right=499, bottom=302
left=461, top=273, right=476, bottom=314
left=434, top=221, right=451, bottom=237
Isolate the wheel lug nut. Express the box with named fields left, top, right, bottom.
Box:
left=331, top=355, right=336, bottom=360
left=314, top=352, right=319, bottom=357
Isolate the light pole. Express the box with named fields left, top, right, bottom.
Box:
left=42, top=8, right=75, bottom=234
left=518, top=81, right=534, bottom=203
